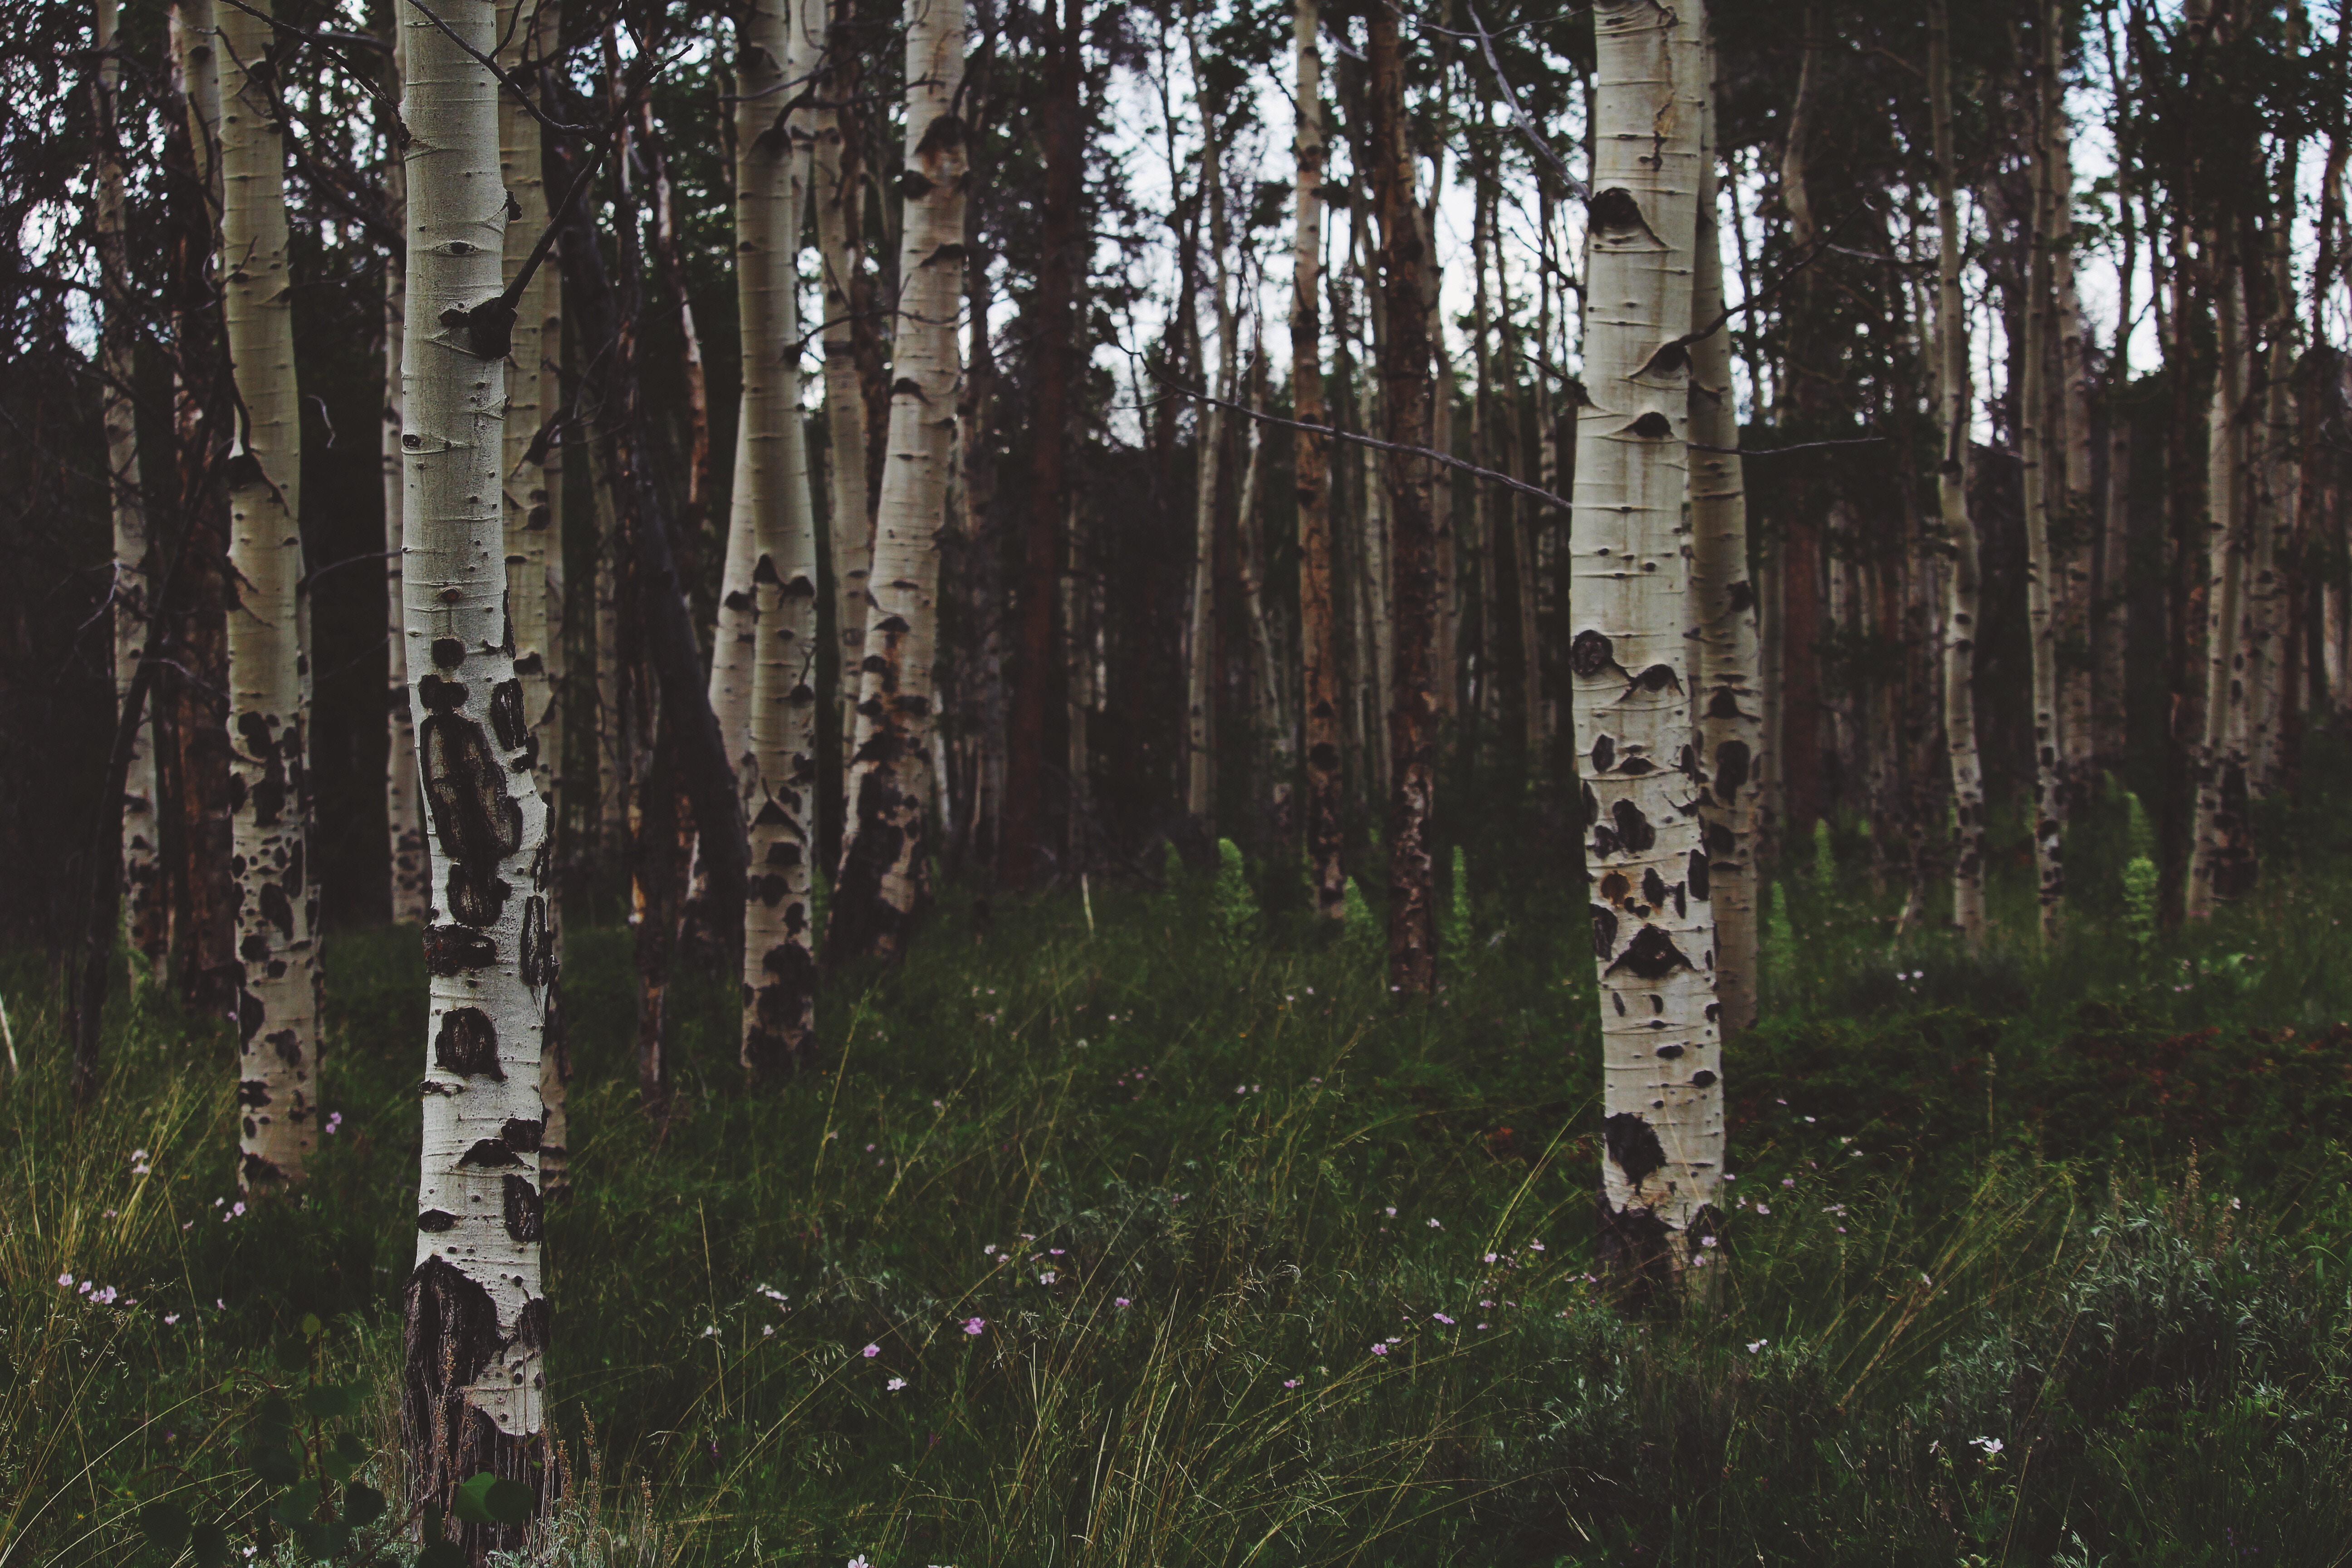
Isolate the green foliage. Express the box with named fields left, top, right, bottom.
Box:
left=1211, top=838, right=1255, bottom=947
left=1441, top=845, right=1472, bottom=961
left=1811, top=817, right=1836, bottom=887
left=2123, top=791, right=2160, bottom=955
left=16, top=789, right=2352, bottom=1565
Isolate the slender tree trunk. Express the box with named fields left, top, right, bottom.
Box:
left=1185, top=49, right=1233, bottom=834
left=810, top=0, right=872, bottom=847
left=2046, top=18, right=2095, bottom=805
left=1002, top=0, right=1081, bottom=889
left=1233, top=349, right=1289, bottom=851
left=1775, top=3, right=1825, bottom=843
left=397, top=0, right=549, bottom=1542
left=738, top=0, right=822, bottom=1076
left=1367, top=4, right=1437, bottom=995
left=958, top=221, right=1004, bottom=874
left=1929, top=0, right=1987, bottom=943
left=825, top=0, right=966, bottom=961
left=530, top=5, right=570, bottom=1199
left=216, top=0, right=319, bottom=1190
left=1575, top=0, right=1719, bottom=1301
left=95, top=0, right=166, bottom=984
left=1292, top=0, right=1341, bottom=921
left=383, top=21, right=429, bottom=925
left=2023, top=29, right=2066, bottom=945
left=2189, top=270, right=2254, bottom=915
left=1690, top=43, right=1760, bottom=1043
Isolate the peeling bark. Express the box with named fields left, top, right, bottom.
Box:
left=1574, top=0, right=1720, bottom=1302
left=398, top=0, right=549, bottom=1539
left=216, top=0, right=318, bottom=1190
left=825, top=0, right=966, bottom=962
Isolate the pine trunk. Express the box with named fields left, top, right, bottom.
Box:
left=1575, top=0, right=1720, bottom=1300
left=1689, top=45, right=1761, bottom=1042
left=738, top=0, right=822, bottom=1076
left=825, top=0, right=966, bottom=960
left=397, top=0, right=549, bottom=1539
left=1367, top=5, right=1438, bottom=995
left=216, top=0, right=319, bottom=1190
left=1292, top=0, right=1342, bottom=921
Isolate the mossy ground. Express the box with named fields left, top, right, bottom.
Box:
left=6, top=780, right=2352, bottom=1566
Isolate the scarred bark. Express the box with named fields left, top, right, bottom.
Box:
left=1291, top=0, right=1341, bottom=922
left=738, top=0, right=821, bottom=1076
left=384, top=21, right=429, bottom=926
left=825, top=0, right=966, bottom=963
left=1573, top=0, right=1720, bottom=1302
left=397, top=0, right=549, bottom=1542
left=216, top=0, right=319, bottom=1191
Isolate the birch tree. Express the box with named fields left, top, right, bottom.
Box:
left=1184, top=36, right=1234, bottom=835
left=95, top=0, right=166, bottom=983
left=2022, top=15, right=2066, bottom=944
left=1688, top=37, right=1760, bottom=1041
left=826, top=0, right=966, bottom=961
left=215, top=0, right=319, bottom=1189
left=2189, top=270, right=2254, bottom=915
left=737, top=0, right=821, bottom=1073
left=397, top=0, right=549, bottom=1531
left=1930, top=0, right=1988, bottom=942
left=1572, top=0, right=1720, bottom=1296
left=385, top=21, right=430, bottom=925
left=1291, top=0, right=1343, bottom=923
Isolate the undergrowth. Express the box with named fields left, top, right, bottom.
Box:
left=4, top=783, right=2352, bottom=1566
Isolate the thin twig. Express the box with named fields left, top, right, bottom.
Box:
left=1466, top=4, right=1588, bottom=199
left=402, top=0, right=595, bottom=137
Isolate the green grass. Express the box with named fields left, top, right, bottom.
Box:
left=6, top=786, right=2352, bottom=1566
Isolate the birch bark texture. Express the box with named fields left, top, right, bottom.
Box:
left=826, top=0, right=966, bottom=962
left=1571, top=0, right=1722, bottom=1295
left=1687, top=43, right=1760, bottom=1043
left=95, top=0, right=167, bottom=982
left=2021, top=37, right=2066, bottom=945
left=1290, top=0, right=1343, bottom=923
left=384, top=23, right=431, bottom=925
left=1185, top=49, right=1234, bottom=830
left=2188, top=273, right=2254, bottom=916
left=397, top=0, right=550, bottom=1530
left=737, top=0, right=822, bottom=1075
left=1928, top=0, right=1987, bottom=943
left=216, top=0, right=320, bottom=1190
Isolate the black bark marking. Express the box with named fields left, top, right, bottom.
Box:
left=1606, top=924, right=1693, bottom=980
left=1688, top=848, right=1710, bottom=901
left=1570, top=629, right=1619, bottom=680
left=416, top=1209, right=459, bottom=1232
left=1690, top=1069, right=1717, bottom=1088
left=500, top=1116, right=543, bottom=1152
left=418, top=673, right=467, bottom=712
left=1591, top=733, right=1616, bottom=774
left=237, top=1078, right=272, bottom=1106
left=422, top=711, right=523, bottom=873
left=1713, top=739, right=1750, bottom=803
left=1705, top=820, right=1735, bottom=856
left=1628, top=411, right=1674, bottom=439
left=1588, top=186, right=1643, bottom=235
left=423, top=924, right=497, bottom=975
left=1610, top=799, right=1656, bottom=854
left=433, top=1007, right=503, bottom=1079
left=502, top=1175, right=544, bottom=1243
left=1603, top=1111, right=1668, bottom=1187
left=1641, top=867, right=1669, bottom=909
left=1589, top=904, right=1619, bottom=960
left=267, top=1028, right=301, bottom=1068
left=519, top=897, right=552, bottom=988
left=1635, top=663, right=1683, bottom=695
left=237, top=988, right=264, bottom=1042
left=431, top=637, right=466, bottom=668
left=489, top=679, right=528, bottom=751
left=240, top=1152, right=284, bottom=1187
left=445, top=861, right=510, bottom=929
left=1655, top=1043, right=1685, bottom=1058
left=458, top=1137, right=522, bottom=1168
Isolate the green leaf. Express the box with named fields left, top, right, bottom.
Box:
left=137, top=1501, right=191, bottom=1554
left=418, top=1544, right=468, bottom=1568
left=342, top=1480, right=386, bottom=1528
left=189, top=1521, right=233, bottom=1568
left=300, top=1382, right=358, bottom=1421
left=250, top=1443, right=302, bottom=1487
left=451, top=1470, right=533, bottom=1526
left=299, top=1312, right=323, bottom=1339
left=322, top=1431, right=367, bottom=1482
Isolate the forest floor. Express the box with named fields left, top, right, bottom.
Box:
left=7, top=779, right=2352, bottom=1567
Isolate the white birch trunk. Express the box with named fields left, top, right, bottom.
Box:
left=807, top=0, right=872, bottom=815
left=1184, top=69, right=1233, bottom=828
left=397, top=0, right=549, bottom=1519
left=2022, top=59, right=2065, bottom=946
left=828, top=0, right=965, bottom=958
left=1574, top=0, right=1720, bottom=1295
left=96, top=0, right=166, bottom=982
left=2188, top=273, right=2253, bottom=916
left=216, top=0, right=318, bottom=1189
left=1930, top=0, right=1988, bottom=944
left=738, top=0, right=821, bottom=1073
left=2046, top=29, right=2095, bottom=803
left=384, top=22, right=430, bottom=925
left=1688, top=43, right=1760, bottom=1042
